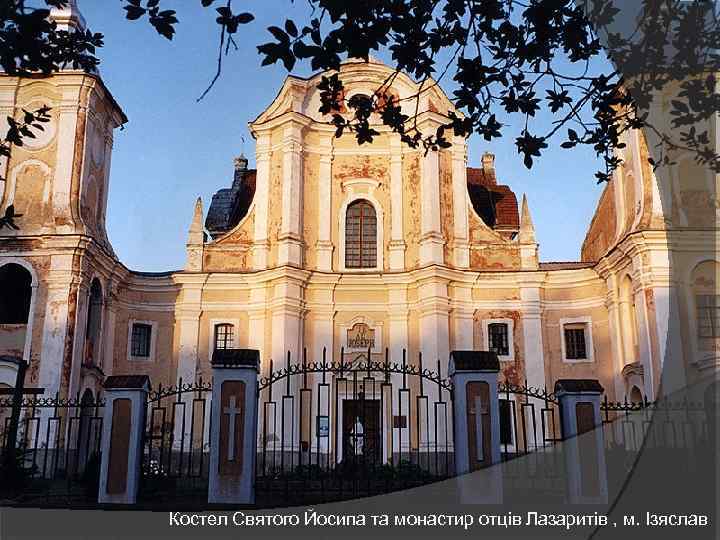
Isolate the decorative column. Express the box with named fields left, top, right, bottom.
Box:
left=554, top=379, right=608, bottom=504
left=520, top=282, right=546, bottom=393
left=450, top=351, right=501, bottom=473
left=388, top=135, right=406, bottom=269
left=98, top=375, right=150, bottom=505
left=451, top=283, right=474, bottom=350
left=387, top=281, right=409, bottom=456
left=208, top=349, right=259, bottom=505
left=419, top=149, right=444, bottom=265
left=173, top=277, right=203, bottom=447
left=418, top=276, right=450, bottom=432
left=316, top=135, right=334, bottom=271
left=53, top=90, right=83, bottom=233
left=252, top=133, right=271, bottom=269
left=451, top=137, right=469, bottom=268
left=37, top=255, right=76, bottom=399
left=604, top=272, right=627, bottom=401
left=278, top=123, right=304, bottom=266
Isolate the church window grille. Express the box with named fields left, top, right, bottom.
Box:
left=214, top=323, right=235, bottom=350
left=345, top=200, right=377, bottom=269
left=131, top=323, right=152, bottom=357
left=488, top=323, right=509, bottom=356
left=564, top=325, right=587, bottom=360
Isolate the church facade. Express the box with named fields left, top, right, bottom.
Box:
left=0, top=3, right=716, bottom=420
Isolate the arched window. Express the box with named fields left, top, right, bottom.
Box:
left=345, top=200, right=377, bottom=269
left=214, top=323, right=235, bottom=351
left=84, top=279, right=103, bottom=366
left=0, top=263, right=32, bottom=324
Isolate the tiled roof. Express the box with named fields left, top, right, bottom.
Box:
left=467, top=167, right=519, bottom=229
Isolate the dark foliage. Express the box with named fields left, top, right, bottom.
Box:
left=1, top=0, right=718, bottom=232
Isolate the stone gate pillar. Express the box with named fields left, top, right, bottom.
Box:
left=208, top=349, right=259, bottom=505
left=98, top=375, right=150, bottom=505
left=555, top=379, right=608, bottom=504
left=449, top=351, right=501, bottom=473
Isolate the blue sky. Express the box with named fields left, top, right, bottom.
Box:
left=79, top=1, right=610, bottom=272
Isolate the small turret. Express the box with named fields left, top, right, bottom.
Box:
left=518, top=194, right=539, bottom=269
left=50, top=0, right=86, bottom=32
left=185, top=197, right=205, bottom=271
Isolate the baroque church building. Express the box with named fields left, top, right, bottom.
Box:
left=0, top=2, right=716, bottom=423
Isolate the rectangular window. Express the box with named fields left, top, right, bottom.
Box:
left=697, top=295, right=720, bottom=338
left=214, top=323, right=234, bottom=350
left=488, top=323, right=509, bottom=356
left=564, top=325, right=587, bottom=360
left=499, top=399, right=514, bottom=446
left=130, top=323, right=152, bottom=358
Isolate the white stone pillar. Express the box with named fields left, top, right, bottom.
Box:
left=53, top=94, right=82, bottom=233
left=419, top=149, right=444, bottom=265
left=418, top=277, right=450, bottom=451
left=173, top=281, right=203, bottom=447
left=278, top=124, right=304, bottom=266
left=449, top=351, right=502, bottom=480
left=554, top=379, right=608, bottom=504
left=520, top=284, right=546, bottom=393
left=451, top=284, right=474, bottom=350
left=388, top=282, right=409, bottom=455
left=388, top=135, right=406, bottom=269
left=451, top=137, right=470, bottom=268
left=633, top=285, right=655, bottom=398
left=208, top=351, right=259, bottom=505
left=102, top=295, right=117, bottom=376
left=38, top=257, right=76, bottom=398
left=98, top=375, right=150, bottom=505
left=316, top=137, right=334, bottom=271
left=252, top=134, right=271, bottom=269
left=604, top=274, right=627, bottom=401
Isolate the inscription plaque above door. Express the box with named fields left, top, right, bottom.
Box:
left=346, top=323, right=375, bottom=350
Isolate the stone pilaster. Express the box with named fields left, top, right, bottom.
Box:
left=451, top=137, right=470, bottom=268
left=520, top=281, right=547, bottom=397
left=316, top=135, right=334, bottom=271
left=419, top=149, right=444, bottom=265
left=278, top=123, right=304, bottom=266
left=252, top=134, right=271, bottom=269
left=388, top=135, right=406, bottom=269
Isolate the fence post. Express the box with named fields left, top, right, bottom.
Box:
left=554, top=379, right=608, bottom=504
left=208, top=349, right=259, bottom=505
left=449, top=351, right=501, bottom=474
left=98, top=375, right=150, bottom=505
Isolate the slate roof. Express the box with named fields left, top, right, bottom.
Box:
left=554, top=379, right=604, bottom=394
left=205, top=167, right=256, bottom=238
left=211, top=348, right=260, bottom=368
left=450, top=350, right=500, bottom=372
left=103, top=375, right=151, bottom=390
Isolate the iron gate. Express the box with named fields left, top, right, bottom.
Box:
left=255, top=348, right=454, bottom=506
left=138, top=378, right=211, bottom=505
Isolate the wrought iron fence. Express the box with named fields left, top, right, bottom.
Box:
left=496, top=381, right=564, bottom=502
left=0, top=391, right=105, bottom=505
left=138, top=377, right=212, bottom=505
left=255, top=348, right=454, bottom=506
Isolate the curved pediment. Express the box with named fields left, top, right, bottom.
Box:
left=250, top=57, right=459, bottom=129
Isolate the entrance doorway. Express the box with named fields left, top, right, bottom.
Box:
left=342, top=398, right=381, bottom=463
